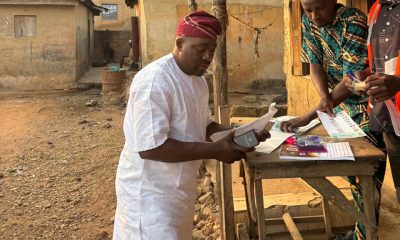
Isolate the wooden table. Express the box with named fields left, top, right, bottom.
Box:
left=242, top=126, right=385, bottom=240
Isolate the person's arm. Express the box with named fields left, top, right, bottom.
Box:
left=310, top=64, right=334, bottom=115
left=280, top=80, right=352, bottom=132
left=139, top=131, right=251, bottom=164
left=310, top=64, right=331, bottom=99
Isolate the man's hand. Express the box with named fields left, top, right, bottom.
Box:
left=365, top=73, right=400, bottom=102
left=318, top=95, right=334, bottom=116
left=256, top=129, right=271, bottom=142
left=214, top=131, right=255, bottom=164
left=280, top=116, right=311, bottom=133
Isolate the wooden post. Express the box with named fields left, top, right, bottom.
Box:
left=254, top=179, right=266, bottom=240
left=282, top=212, right=304, bottom=240
left=360, top=176, right=378, bottom=240
left=188, top=0, right=198, bottom=12
left=216, top=105, right=235, bottom=240
left=212, top=1, right=231, bottom=239
left=322, top=197, right=333, bottom=240
left=212, top=0, right=229, bottom=121
left=290, top=0, right=309, bottom=76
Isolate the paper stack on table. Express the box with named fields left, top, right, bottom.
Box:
left=279, top=142, right=355, bottom=161
left=317, top=110, right=366, bottom=138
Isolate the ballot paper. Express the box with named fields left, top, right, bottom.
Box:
left=210, top=103, right=278, bottom=142
left=279, top=142, right=355, bottom=161
left=317, top=110, right=366, bottom=138
left=385, top=100, right=400, bottom=137
left=255, top=117, right=321, bottom=154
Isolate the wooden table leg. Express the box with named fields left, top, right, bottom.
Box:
left=283, top=212, right=304, bottom=240
left=254, top=179, right=266, bottom=240
left=241, top=161, right=257, bottom=237
left=216, top=106, right=236, bottom=240
left=360, top=176, right=378, bottom=240
left=322, top=197, right=333, bottom=240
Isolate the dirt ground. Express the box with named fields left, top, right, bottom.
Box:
left=0, top=90, right=121, bottom=240
left=1, top=90, right=400, bottom=240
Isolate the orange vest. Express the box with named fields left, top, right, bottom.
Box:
left=368, top=0, right=400, bottom=112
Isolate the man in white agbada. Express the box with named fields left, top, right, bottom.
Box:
left=113, top=11, right=270, bottom=239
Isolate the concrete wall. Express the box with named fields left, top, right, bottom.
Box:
left=75, top=5, right=91, bottom=80
left=137, top=0, right=285, bottom=92
left=92, top=0, right=136, bottom=31
left=0, top=5, right=77, bottom=91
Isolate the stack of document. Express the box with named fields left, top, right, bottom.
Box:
left=279, top=142, right=355, bottom=161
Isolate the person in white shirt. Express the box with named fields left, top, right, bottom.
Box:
left=113, top=11, right=270, bottom=240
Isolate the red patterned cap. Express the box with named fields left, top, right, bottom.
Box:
left=176, top=11, right=222, bottom=40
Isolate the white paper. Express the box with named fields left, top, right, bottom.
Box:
left=255, top=116, right=320, bottom=154
left=384, top=100, right=400, bottom=137
left=280, top=142, right=355, bottom=161
left=317, top=110, right=366, bottom=138
left=210, top=103, right=278, bottom=142
left=255, top=131, right=294, bottom=154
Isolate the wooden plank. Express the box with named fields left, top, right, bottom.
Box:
left=242, top=161, right=257, bottom=238
left=307, top=207, right=326, bottom=231
left=283, top=212, right=304, bottom=240
left=266, top=215, right=324, bottom=225
left=217, top=105, right=235, bottom=240
left=302, top=177, right=374, bottom=230
left=254, top=162, right=377, bottom=179
left=265, top=206, right=285, bottom=234
left=254, top=179, right=267, bottom=240
left=322, top=197, right=333, bottom=240
left=360, top=176, right=378, bottom=240
left=290, top=0, right=309, bottom=76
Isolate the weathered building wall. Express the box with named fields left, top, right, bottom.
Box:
left=75, top=5, right=91, bottom=79
left=137, top=0, right=176, bottom=66
left=92, top=0, right=136, bottom=31
left=0, top=5, right=77, bottom=91
left=93, top=30, right=131, bottom=62
left=137, top=0, right=285, bottom=92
